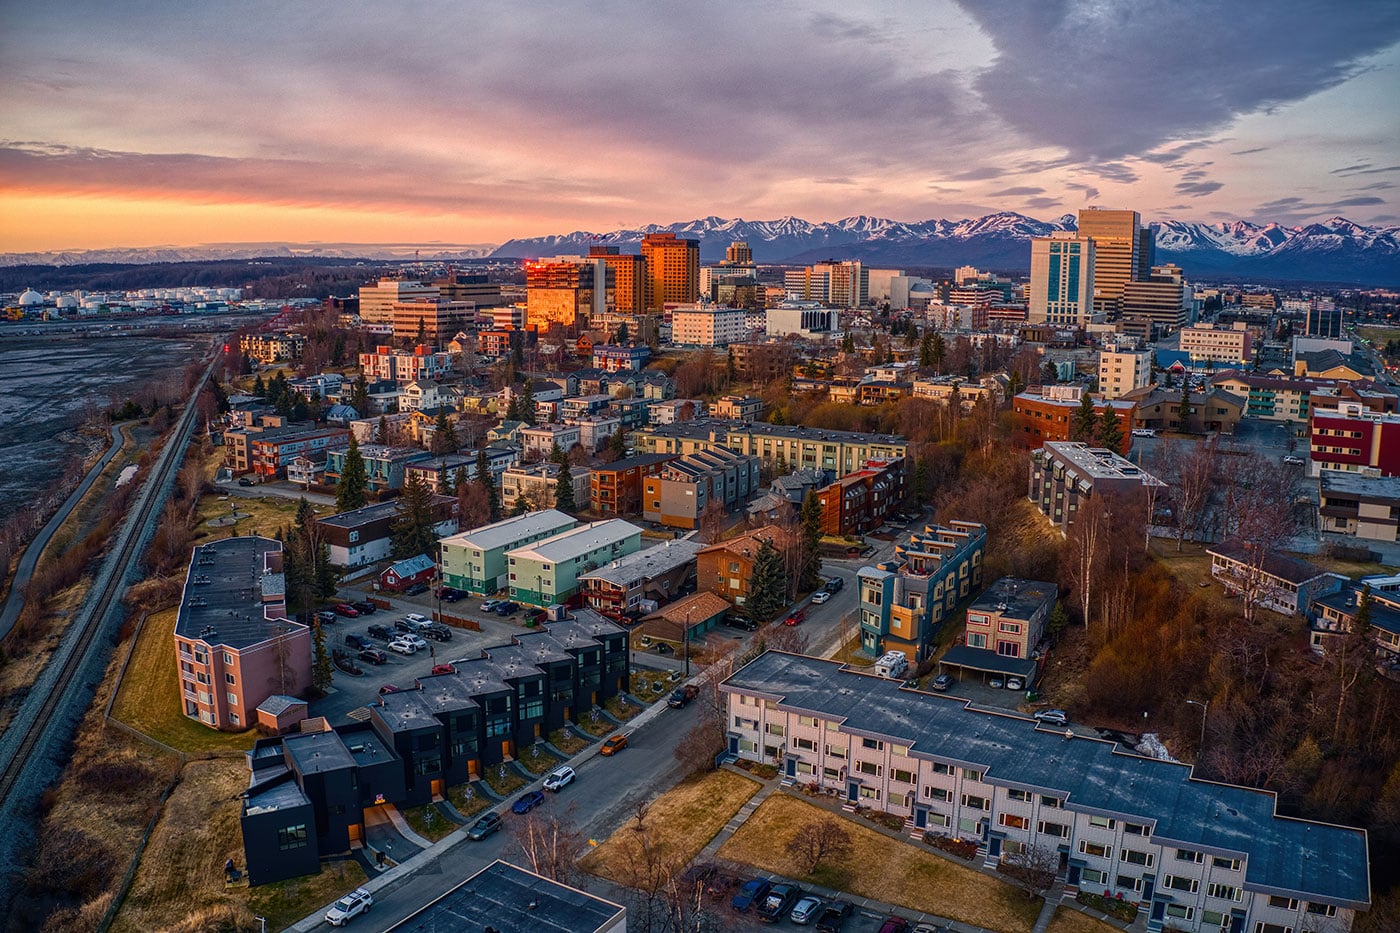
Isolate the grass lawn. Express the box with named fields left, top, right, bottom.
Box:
left=1309, top=554, right=1393, bottom=578
left=1046, top=906, right=1124, bottom=933
left=110, top=608, right=256, bottom=754
left=582, top=769, right=760, bottom=883
left=630, top=671, right=675, bottom=702
left=832, top=629, right=873, bottom=666
left=606, top=694, right=646, bottom=720
left=517, top=742, right=565, bottom=775
left=247, top=859, right=367, bottom=931
left=402, top=802, right=456, bottom=842
left=549, top=727, right=589, bottom=755
left=446, top=782, right=492, bottom=819
left=482, top=763, right=528, bottom=797
left=719, top=794, right=1042, bottom=933
left=195, top=489, right=309, bottom=542
left=578, top=713, right=618, bottom=737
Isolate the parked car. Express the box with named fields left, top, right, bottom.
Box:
left=811, top=591, right=831, bottom=605
left=388, top=637, right=416, bottom=655
left=731, top=878, right=771, bottom=912
left=784, top=609, right=806, bottom=626
left=358, top=648, right=387, bottom=665
left=333, top=603, right=360, bottom=618
left=791, top=894, right=824, bottom=925
left=512, top=790, right=545, bottom=814
left=912, top=924, right=948, bottom=933
left=824, top=577, right=844, bottom=593
left=436, top=586, right=465, bottom=602
left=238, top=477, right=255, bottom=486
left=1283, top=455, right=1306, bottom=465
left=600, top=733, right=629, bottom=756
left=988, top=677, right=1004, bottom=689
left=394, top=618, right=416, bottom=634
left=1006, top=677, right=1024, bottom=690
left=467, top=812, right=502, bottom=840
left=367, top=623, right=392, bottom=640
left=543, top=766, right=576, bottom=791
left=430, top=663, right=456, bottom=676
left=668, top=684, right=699, bottom=708
left=403, top=582, right=428, bottom=596
left=931, top=673, right=953, bottom=691
left=1035, top=708, right=1069, bottom=726
left=345, top=633, right=370, bottom=650
left=815, top=900, right=853, bottom=932
left=757, top=883, right=802, bottom=922
left=315, top=609, right=337, bottom=624
left=401, top=634, right=428, bottom=651
left=422, top=623, right=453, bottom=642
left=324, top=887, right=372, bottom=926
left=494, top=601, right=519, bottom=615
left=724, top=616, right=758, bottom=631
left=1131, top=428, right=1156, bottom=437
left=878, top=917, right=910, bottom=933
left=404, top=613, right=428, bottom=625
left=480, top=599, right=501, bottom=613
left=351, top=600, right=377, bottom=614
left=378, top=684, right=401, bottom=695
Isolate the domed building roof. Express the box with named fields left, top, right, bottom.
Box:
left=19, top=288, right=43, bottom=306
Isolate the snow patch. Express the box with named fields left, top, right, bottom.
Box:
left=1134, top=732, right=1179, bottom=762
left=115, top=465, right=139, bottom=488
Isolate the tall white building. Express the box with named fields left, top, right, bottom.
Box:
left=1028, top=234, right=1095, bottom=327
left=671, top=304, right=746, bottom=346
left=357, top=278, right=439, bottom=325
left=1098, top=346, right=1153, bottom=399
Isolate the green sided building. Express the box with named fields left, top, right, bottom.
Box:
left=439, top=510, right=578, bottom=596
left=506, top=520, right=643, bottom=607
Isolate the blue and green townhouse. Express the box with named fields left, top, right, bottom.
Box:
left=505, top=519, right=643, bottom=607
left=856, top=520, right=986, bottom=660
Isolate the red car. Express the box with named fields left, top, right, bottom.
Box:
left=379, top=684, right=401, bottom=695
left=783, top=609, right=806, bottom=626
left=430, top=663, right=456, bottom=676
left=333, top=603, right=360, bottom=618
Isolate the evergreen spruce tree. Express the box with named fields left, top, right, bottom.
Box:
left=1178, top=380, right=1192, bottom=427
left=609, top=427, right=628, bottom=459
left=376, top=415, right=390, bottom=444
left=314, top=540, right=338, bottom=600
left=452, top=465, right=469, bottom=495
left=799, top=490, right=824, bottom=592
left=348, top=373, right=368, bottom=413
left=929, top=332, right=947, bottom=373
left=1042, top=359, right=1059, bottom=384
left=390, top=471, right=438, bottom=559
left=748, top=538, right=787, bottom=625
left=919, top=330, right=934, bottom=369
left=506, top=394, right=520, bottom=422
left=1071, top=392, right=1097, bottom=442
left=841, top=332, right=855, bottom=353
left=616, top=322, right=629, bottom=342
left=774, top=452, right=789, bottom=476
left=311, top=622, right=334, bottom=694
left=432, top=407, right=458, bottom=453
left=726, top=346, right=737, bottom=384
left=520, top=381, right=537, bottom=425
left=335, top=435, right=369, bottom=512
left=252, top=373, right=266, bottom=398
left=1097, top=404, right=1124, bottom=452
left=555, top=464, right=577, bottom=513
left=476, top=449, right=500, bottom=522
left=550, top=441, right=567, bottom=466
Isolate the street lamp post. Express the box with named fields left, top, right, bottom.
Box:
left=1185, top=698, right=1209, bottom=758
left=684, top=606, right=693, bottom=678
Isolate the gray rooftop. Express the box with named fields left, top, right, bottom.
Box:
left=646, top=417, right=906, bottom=446
left=174, top=536, right=305, bottom=650
left=1040, top=442, right=1166, bottom=486
left=317, top=498, right=405, bottom=529
left=389, top=859, right=625, bottom=933
left=283, top=729, right=356, bottom=775
left=507, top=519, right=640, bottom=563
left=242, top=775, right=310, bottom=816
left=1320, top=470, right=1400, bottom=501
left=724, top=651, right=1369, bottom=908
left=441, top=509, right=577, bottom=552
left=577, top=538, right=703, bottom=587
left=967, top=577, right=1057, bottom=622
left=374, top=690, right=444, bottom=733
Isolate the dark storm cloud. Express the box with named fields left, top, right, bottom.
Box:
left=959, top=0, right=1400, bottom=160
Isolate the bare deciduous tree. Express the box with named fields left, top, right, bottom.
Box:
left=785, top=817, right=852, bottom=873
left=509, top=808, right=586, bottom=887
left=1000, top=842, right=1058, bottom=900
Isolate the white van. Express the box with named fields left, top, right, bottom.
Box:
left=873, top=650, right=908, bottom=680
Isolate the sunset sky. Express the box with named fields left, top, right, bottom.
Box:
left=2, top=1, right=1398, bottom=253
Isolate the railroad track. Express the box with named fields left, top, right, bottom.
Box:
left=0, top=355, right=216, bottom=879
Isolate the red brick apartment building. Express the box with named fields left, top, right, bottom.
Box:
left=173, top=536, right=311, bottom=731
left=1011, top=385, right=1135, bottom=455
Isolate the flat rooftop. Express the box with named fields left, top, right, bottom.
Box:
left=645, top=418, right=907, bottom=446
left=577, top=538, right=703, bottom=587
left=389, top=859, right=624, bottom=933
left=441, top=509, right=577, bottom=552
left=723, top=651, right=1369, bottom=908
left=1321, top=470, right=1400, bottom=501
left=316, top=498, right=403, bottom=529
left=507, top=520, right=640, bottom=563
left=174, top=536, right=303, bottom=650
left=1041, top=441, right=1165, bottom=485
left=283, top=729, right=355, bottom=775
left=967, top=577, right=1057, bottom=621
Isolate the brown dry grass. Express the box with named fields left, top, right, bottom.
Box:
left=194, top=490, right=309, bottom=542
left=718, top=793, right=1042, bottom=933
left=1046, top=905, right=1123, bottom=933
left=110, top=607, right=254, bottom=754
left=582, top=769, right=760, bottom=883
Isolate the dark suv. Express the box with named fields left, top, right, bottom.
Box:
left=344, top=633, right=370, bottom=650
left=724, top=616, right=758, bottom=632
left=367, top=623, right=393, bottom=640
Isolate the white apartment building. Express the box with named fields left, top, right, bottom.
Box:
left=671, top=305, right=747, bottom=346
left=1179, top=323, right=1253, bottom=366
left=357, top=278, right=438, bottom=325
left=1098, top=347, right=1153, bottom=400
left=519, top=423, right=582, bottom=458
left=1028, top=234, right=1096, bottom=327
left=724, top=652, right=1369, bottom=933
left=358, top=345, right=455, bottom=383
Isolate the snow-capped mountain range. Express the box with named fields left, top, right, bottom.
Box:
left=492, top=213, right=1399, bottom=284
left=0, top=242, right=496, bottom=268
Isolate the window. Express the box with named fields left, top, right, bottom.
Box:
left=796, top=761, right=814, bottom=775
left=1120, top=849, right=1153, bottom=867
left=891, top=744, right=908, bottom=756
left=1268, top=897, right=1298, bottom=911
left=793, top=736, right=815, bottom=752
left=1203, top=910, right=1227, bottom=928
left=230, top=712, right=240, bottom=725
left=826, top=744, right=846, bottom=759
left=961, top=794, right=989, bottom=811
left=1088, top=815, right=1116, bottom=830
left=1079, top=841, right=1112, bottom=859
left=765, top=723, right=784, bottom=737
left=1007, top=788, right=1029, bottom=802
left=1082, top=868, right=1105, bottom=885
left=856, top=760, right=882, bottom=777
left=1177, top=848, right=1204, bottom=864
left=223, top=652, right=234, bottom=664
left=738, top=739, right=757, bottom=754
left=932, top=762, right=950, bottom=775
left=963, top=768, right=982, bottom=781
left=1213, top=855, right=1242, bottom=871
left=1306, top=903, right=1336, bottom=918
left=923, top=786, right=950, bottom=801
left=861, top=737, right=884, bottom=751
left=823, top=766, right=842, bottom=780
left=1038, top=820, right=1069, bottom=838
left=1208, top=883, right=1241, bottom=902
left=1122, top=822, right=1147, bottom=836
left=224, top=673, right=236, bottom=685
left=958, top=816, right=980, bottom=834
left=278, top=824, right=308, bottom=850
left=798, top=715, right=817, bottom=727
left=1165, top=905, right=1194, bottom=921
left=226, top=691, right=239, bottom=705
left=892, top=768, right=915, bottom=784
left=1254, top=924, right=1292, bottom=933
left=858, top=786, right=880, bottom=801
left=1041, top=795, right=1062, bottom=808
left=999, top=813, right=1029, bottom=830
left=825, top=719, right=840, bottom=731
left=1116, top=874, right=1141, bottom=892
left=1164, top=875, right=1199, bottom=894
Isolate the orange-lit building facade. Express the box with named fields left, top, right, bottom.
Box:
left=640, top=233, right=700, bottom=310
left=525, top=260, right=606, bottom=332
left=590, top=245, right=647, bottom=316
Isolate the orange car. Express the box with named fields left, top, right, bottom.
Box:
left=600, top=733, right=629, bottom=756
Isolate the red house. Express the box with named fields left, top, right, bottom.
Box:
left=379, top=553, right=436, bottom=592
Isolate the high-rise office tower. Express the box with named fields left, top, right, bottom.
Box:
left=1120, top=264, right=1192, bottom=334
left=1306, top=299, right=1342, bottom=339
left=725, top=241, right=753, bottom=265
left=1028, top=233, right=1095, bottom=327
left=1078, top=208, right=1141, bottom=315
left=525, top=260, right=608, bottom=332
left=640, top=233, right=700, bottom=310
left=357, top=278, right=439, bottom=324
left=590, top=245, right=647, bottom=315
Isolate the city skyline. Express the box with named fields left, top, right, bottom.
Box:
left=2, top=1, right=1398, bottom=252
